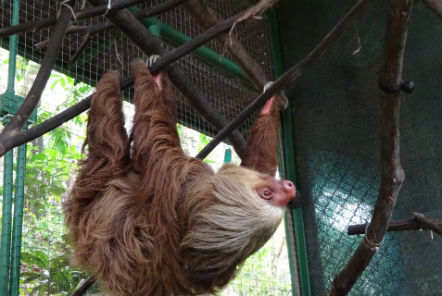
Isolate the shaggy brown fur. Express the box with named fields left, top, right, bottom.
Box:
left=241, top=95, right=283, bottom=176
left=64, top=59, right=294, bottom=296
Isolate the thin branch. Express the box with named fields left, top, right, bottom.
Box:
left=87, top=0, right=279, bottom=156
left=413, top=212, right=442, bottom=235
left=184, top=0, right=269, bottom=89
left=34, top=0, right=189, bottom=50
left=0, top=2, right=266, bottom=156
left=422, top=0, right=442, bottom=19
left=68, top=32, right=95, bottom=65
left=197, top=0, right=374, bottom=159
left=348, top=216, right=442, bottom=235
left=35, top=23, right=106, bottom=50
left=70, top=276, right=95, bottom=296
left=0, top=3, right=73, bottom=139
left=0, top=0, right=157, bottom=38
left=329, top=1, right=413, bottom=295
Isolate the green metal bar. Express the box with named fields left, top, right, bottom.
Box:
left=223, top=148, right=232, bottom=163
left=156, top=20, right=246, bottom=80
left=0, top=150, right=14, bottom=295
left=6, top=0, right=19, bottom=93
left=10, top=139, right=27, bottom=296
left=0, top=0, right=20, bottom=293
left=148, top=23, right=162, bottom=38
left=128, top=6, right=247, bottom=82
left=267, top=8, right=312, bottom=296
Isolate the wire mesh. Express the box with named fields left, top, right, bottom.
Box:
left=0, top=0, right=293, bottom=295
left=277, top=0, right=442, bottom=295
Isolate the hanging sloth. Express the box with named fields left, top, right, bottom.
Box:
left=64, top=57, right=296, bottom=296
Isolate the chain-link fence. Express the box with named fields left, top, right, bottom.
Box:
left=277, top=0, right=442, bottom=295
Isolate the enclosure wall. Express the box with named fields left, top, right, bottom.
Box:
left=276, top=0, right=442, bottom=295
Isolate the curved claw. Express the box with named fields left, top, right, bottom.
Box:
left=263, top=81, right=273, bottom=93
left=145, top=54, right=161, bottom=68
left=263, top=81, right=288, bottom=111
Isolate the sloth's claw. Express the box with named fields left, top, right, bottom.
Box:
left=146, top=55, right=161, bottom=68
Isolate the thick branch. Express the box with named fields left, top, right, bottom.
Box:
left=422, top=0, right=442, bottom=19
left=348, top=215, right=442, bottom=235
left=184, top=0, right=270, bottom=89
left=197, top=0, right=374, bottom=159
left=0, top=0, right=159, bottom=38
left=0, top=3, right=73, bottom=138
left=0, top=3, right=263, bottom=156
left=35, top=0, right=189, bottom=50
left=86, top=0, right=281, bottom=156
left=329, top=1, right=413, bottom=295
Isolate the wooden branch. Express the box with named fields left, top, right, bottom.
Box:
left=413, top=212, right=442, bottom=235
left=329, top=1, right=413, bottom=295
left=0, top=3, right=73, bottom=139
left=0, top=0, right=151, bottom=38
left=185, top=0, right=271, bottom=89
left=197, top=0, right=374, bottom=159
left=422, top=0, right=442, bottom=19
left=87, top=0, right=277, bottom=157
left=35, top=23, right=106, bottom=50
left=34, top=0, right=188, bottom=50
left=348, top=216, right=442, bottom=235
left=70, top=276, right=95, bottom=296
left=0, top=4, right=261, bottom=156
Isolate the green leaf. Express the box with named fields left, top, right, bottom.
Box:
left=21, top=272, right=43, bottom=284
left=21, top=250, right=49, bottom=267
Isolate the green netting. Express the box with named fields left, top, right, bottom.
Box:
left=277, top=0, right=442, bottom=295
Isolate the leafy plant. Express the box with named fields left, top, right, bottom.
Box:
left=20, top=251, right=84, bottom=296
left=18, top=70, right=90, bottom=295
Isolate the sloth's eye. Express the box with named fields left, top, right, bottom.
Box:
left=259, top=189, right=273, bottom=200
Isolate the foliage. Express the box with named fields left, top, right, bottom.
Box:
left=18, top=69, right=90, bottom=295
left=223, top=226, right=292, bottom=296
left=20, top=251, right=83, bottom=295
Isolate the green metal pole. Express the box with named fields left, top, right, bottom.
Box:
left=223, top=148, right=232, bottom=163
left=0, top=0, right=20, bottom=293
left=7, top=0, right=19, bottom=94
left=153, top=19, right=246, bottom=80
left=128, top=6, right=248, bottom=83
left=0, top=149, right=14, bottom=295
left=10, top=137, right=27, bottom=296
left=267, top=8, right=312, bottom=296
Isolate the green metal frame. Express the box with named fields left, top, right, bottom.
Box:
left=267, top=8, right=312, bottom=296
left=0, top=149, right=14, bottom=295
left=128, top=6, right=254, bottom=88
left=143, top=18, right=246, bottom=80
left=0, top=1, right=20, bottom=294
left=10, top=136, right=27, bottom=296
left=0, top=0, right=33, bottom=295
left=223, top=148, right=232, bottom=163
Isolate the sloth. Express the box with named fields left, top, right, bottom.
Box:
left=64, top=57, right=296, bottom=296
